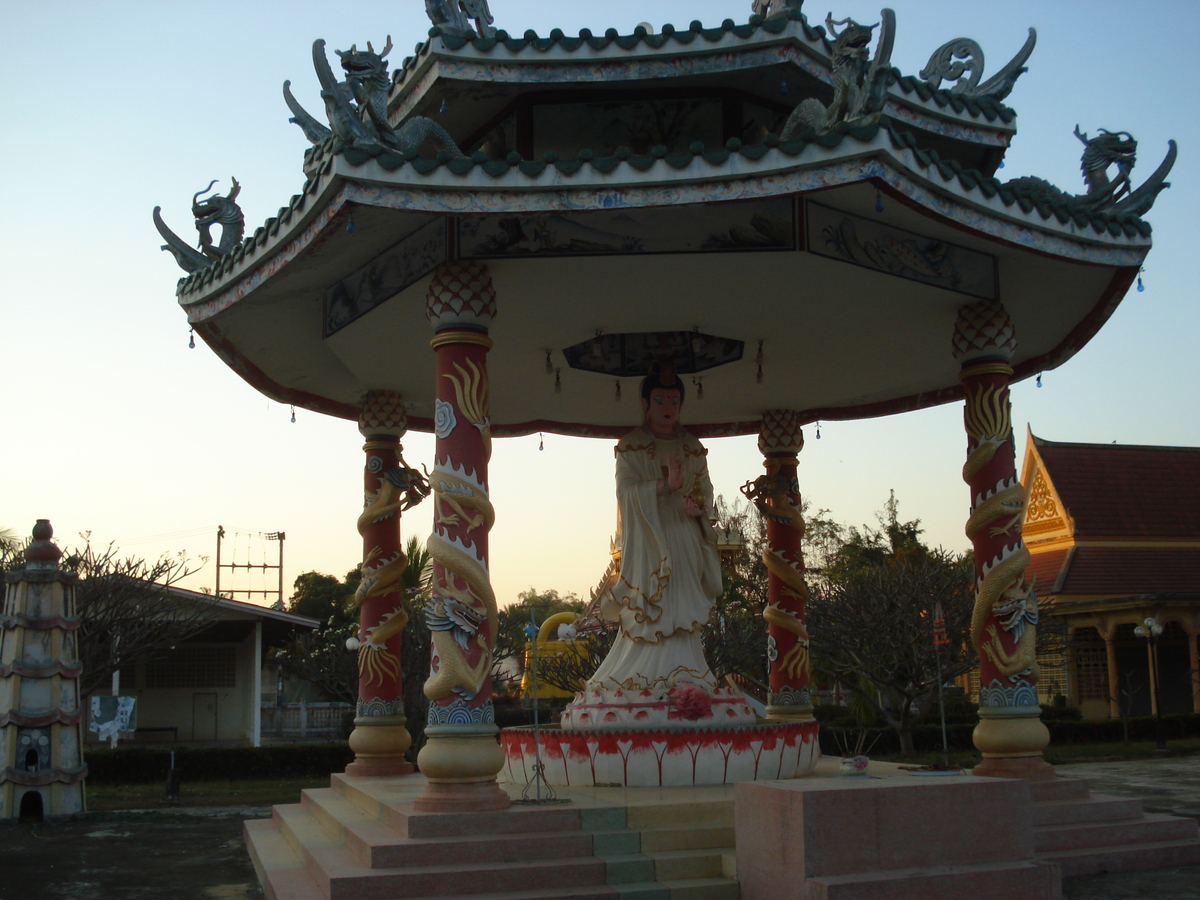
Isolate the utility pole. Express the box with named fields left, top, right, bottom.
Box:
left=214, top=526, right=286, bottom=606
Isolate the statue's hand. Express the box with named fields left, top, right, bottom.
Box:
left=683, top=496, right=704, bottom=518
left=666, top=452, right=685, bottom=492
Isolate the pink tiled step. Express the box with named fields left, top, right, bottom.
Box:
left=1035, top=812, right=1199, bottom=853
left=1031, top=777, right=1200, bottom=879
left=1032, top=794, right=1143, bottom=826
left=805, top=859, right=1060, bottom=900
left=1040, top=838, right=1200, bottom=879
left=305, top=841, right=607, bottom=900
left=300, top=787, right=594, bottom=868
left=244, top=817, right=326, bottom=900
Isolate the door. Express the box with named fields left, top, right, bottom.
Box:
left=193, top=693, right=218, bottom=741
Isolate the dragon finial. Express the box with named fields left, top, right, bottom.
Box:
left=154, top=177, right=245, bottom=273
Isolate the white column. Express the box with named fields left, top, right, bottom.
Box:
left=252, top=621, right=263, bottom=747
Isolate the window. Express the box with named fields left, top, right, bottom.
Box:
left=1072, top=628, right=1108, bottom=702
left=145, top=647, right=236, bottom=689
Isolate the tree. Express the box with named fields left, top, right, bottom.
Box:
left=492, top=588, right=586, bottom=689
left=2, top=536, right=217, bottom=699
left=806, top=498, right=976, bottom=756
left=276, top=536, right=433, bottom=757
left=287, top=570, right=360, bottom=624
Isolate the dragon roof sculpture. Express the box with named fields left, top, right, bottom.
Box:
left=156, top=4, right=1177, bottom=438
left=154, top=179, right=244, bottom=274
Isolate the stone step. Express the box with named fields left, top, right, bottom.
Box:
left=645, top=847, right=728, bottom=881
left=1035, top=811, right=1199, bottom=853
left=243, top=818, right=326, bottom=900
left=638, top=824, right=736, bottom=853
left=273, top=802, right=342, bottom=867
left=1032, top=793, right=1143, bottom=826
left=307, top=841, right=609, bottom=900
left=1039, top=836, right=1200, bottom=879
left=301, top=788, right=594, bottom=869
left=805, top=859, right=1060, bottom=900
left=331, top=775, right=582, bottom=839
left=625, top=800, right=733, bottom=830
left=659, top=876, right=741, bottom=899
left=417, top=888, right=618, bottom=900
left=1029, top=777, right=1091, bottom=803
left=721, top=849, right=738, bottom=879
left=600, top=853, right=656, bottom=884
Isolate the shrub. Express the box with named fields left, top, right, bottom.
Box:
left=86, top=743, right=355, bottom=784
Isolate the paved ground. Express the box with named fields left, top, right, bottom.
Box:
left=4, top=757, right=1198, bottom=900
left=1, top=808, right=266, bottom=900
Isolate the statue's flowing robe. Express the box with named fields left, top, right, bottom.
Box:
left=588, top=427, right=723, bottom=691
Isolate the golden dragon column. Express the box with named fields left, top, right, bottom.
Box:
left=743, top=410, right=813, bottom=721
left=415, top=262, right=509, bottom=812
left=952, top=300, right=1053, bottom=780
left=345, top=391, right=426, bottom=777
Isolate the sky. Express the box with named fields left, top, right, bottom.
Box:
left=2, top=1, right=1196, bottom=611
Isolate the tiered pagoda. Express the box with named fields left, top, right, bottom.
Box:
left=0, top=521, right=87, bottom=820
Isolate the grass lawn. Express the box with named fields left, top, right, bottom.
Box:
left=87, top=776, right=331, bottom=811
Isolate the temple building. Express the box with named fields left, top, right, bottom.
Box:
left=1021, top=432, right=1200, bottom=720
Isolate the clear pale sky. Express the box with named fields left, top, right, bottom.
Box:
left=2, top=1, right=1196, bottom=610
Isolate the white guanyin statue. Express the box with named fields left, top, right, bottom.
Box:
left=561, top=361, right=755, bottom=731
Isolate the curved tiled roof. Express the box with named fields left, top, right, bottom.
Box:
left=389, top=11, right=1015, bottom=126
left=175, top=117, right=1151, bottom=300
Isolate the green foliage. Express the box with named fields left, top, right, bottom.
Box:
left=275, top=537, right=433, bottom=760
left=86, top=743, right=354, bottom=783
left=808, top=494, right=977, bottom=756
left=287, top=570, right=360, bottom=626
left=494, top=588, right=586, bottom=683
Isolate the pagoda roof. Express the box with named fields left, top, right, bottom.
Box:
left=178, top=119, right=1149, bottom=304
left=1030, top=435, right=1200, bottom=540
left=158, top=9, right=1172, bottom=438
left=384, top=13, right=1017, bottom=132
left=1032, top=546, right=1200, bottom=598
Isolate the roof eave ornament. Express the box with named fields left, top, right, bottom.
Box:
left=153, top=178, right=245, bottom=274
left=1005, top=128, right=1177, bottom=218
left=780, top=7, right=895, bottom=139
left=426, top=0, right=496, bottom=39
left=751, top=0, right=804, bottom=19
left=280, top=38, right=465, bottom=159
left=920, top=28, right=1036, bottom=101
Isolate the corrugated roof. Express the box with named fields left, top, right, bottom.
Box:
left=1034, top=437, right=1200, bottom=538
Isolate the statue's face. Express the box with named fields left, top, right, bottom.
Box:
left=642, top=387, right=683, bottom=435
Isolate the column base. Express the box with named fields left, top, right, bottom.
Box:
left=415, top=723, right=509, bottom=812
left=345, top=717, right=413, bottom=778
left=972, top=755, right=1056, bottom=781
left=764, top=705, right=814, bottom=722
left=972, top=705, right=1054, bottom=781
left=345, top=757, right=414, bottom=777
left=412, top=780, right=511, bottom=813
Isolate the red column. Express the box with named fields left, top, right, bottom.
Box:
left=743, top=410, right=813, bottom=719
left=414, top=262, right=508, bottom=812
left=953, top=300, right=1052, bottom=780
left=345, top=391, right=423, bottom=777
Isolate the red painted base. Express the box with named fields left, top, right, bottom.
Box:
left=412, top=780, right=511, bottom=813
left=972, top=755, right=1056, bottom=782
left=344, top=757, right=414, bottom=778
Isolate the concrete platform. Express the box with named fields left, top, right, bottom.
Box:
left=241, top=756, right=1200, bottom=899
